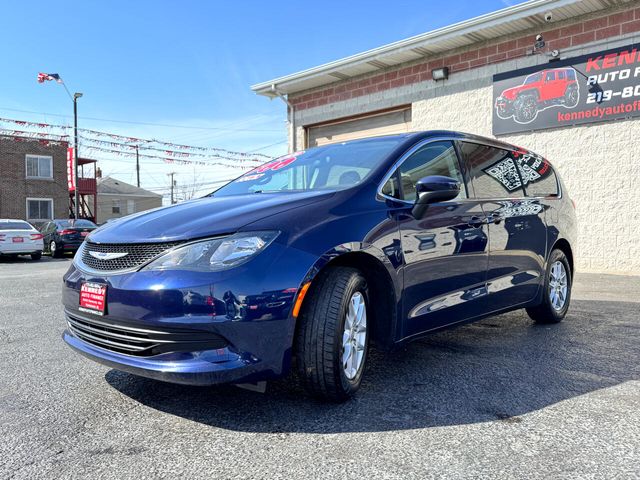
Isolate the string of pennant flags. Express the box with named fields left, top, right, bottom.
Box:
left=0, top=128, right=263, bottom=169
left=80, top=144, right=259, bottom=169
left=0, top=117, right=275, bottom=161
left=76, top=134, right=264, bottom=163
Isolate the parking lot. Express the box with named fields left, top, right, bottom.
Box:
left=0, top=256, right=638, bottom=479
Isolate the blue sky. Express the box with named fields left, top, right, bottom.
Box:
left=1, top=0, right=526, bottom=197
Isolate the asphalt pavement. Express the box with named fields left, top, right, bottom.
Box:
left=0, top=255, right=638, bottom=479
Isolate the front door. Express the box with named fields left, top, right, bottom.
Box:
left=458, top=141, right=546, bottom=312
left=393, top=140, right=489, bottom=339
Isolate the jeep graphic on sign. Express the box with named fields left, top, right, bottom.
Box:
left=495, top=67, right=580, bottom=124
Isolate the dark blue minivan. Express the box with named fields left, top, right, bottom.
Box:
left=62, top=131, right=577, bottom=401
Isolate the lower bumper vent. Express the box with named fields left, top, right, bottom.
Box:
left=66, top=312, right=227, bottom=357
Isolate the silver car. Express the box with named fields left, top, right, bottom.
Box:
left=0, top=219, right=44, bottom=260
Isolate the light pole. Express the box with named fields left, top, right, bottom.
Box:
left=167, top=172, right=176, bottom=204
left=73, top=92, right=83, bottom=219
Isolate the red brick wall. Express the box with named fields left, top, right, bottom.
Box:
left=0, top=135, right=70, bottom=223
left=291, top=6, right=640, bottom=111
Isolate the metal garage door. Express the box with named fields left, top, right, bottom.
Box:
left=306, top=107, right=412, bottom=147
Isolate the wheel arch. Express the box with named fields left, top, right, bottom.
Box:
left=297, top=245, right=401, bottom=350
left=517, top=88, right=540, bottom=99
left=550, top=238, right=574, bottom=275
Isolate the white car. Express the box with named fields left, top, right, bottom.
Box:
left=0, top=219, right=44, bottom=260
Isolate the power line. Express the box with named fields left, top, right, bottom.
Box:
left=0, top=106, right=283, bottom=132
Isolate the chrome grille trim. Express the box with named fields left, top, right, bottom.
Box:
left=79, top=241, right=185, bottom=273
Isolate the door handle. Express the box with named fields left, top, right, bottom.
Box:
left=487, top=213, right=502, bottom=224
left=467, top=216, right=485, bottom=228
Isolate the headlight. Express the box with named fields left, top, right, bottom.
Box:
left=141, top=231, right=279, bottom=272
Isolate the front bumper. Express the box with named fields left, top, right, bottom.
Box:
left=63, top=327, right=261, bottom=386
left=495, top=96, right=514, bottom=115
left=61, top=241, right=318, bottom=385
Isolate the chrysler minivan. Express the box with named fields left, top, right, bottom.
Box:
left=62, top=131, right=576, bottom=401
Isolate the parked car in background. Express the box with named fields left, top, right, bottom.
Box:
left=495, top=67, right=580, bottom=124
left=0, top=219, right=43, bottom=260
left=41, top=219, right=97, bottom=257
left=62, top=131, right=576, bottom=401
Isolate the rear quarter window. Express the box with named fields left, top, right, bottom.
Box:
left=516, top=151, right=559, bottom=197
left=458, top=142, right=525, bottom=199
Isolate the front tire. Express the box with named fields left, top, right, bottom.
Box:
left=295, top=266, right=369, bottom=402
left=514, top=93, right=539, bottom=123
left=526, top=249, right=572, bottom=324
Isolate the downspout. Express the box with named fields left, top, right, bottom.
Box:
left=271, top=84, right=296, bottom=153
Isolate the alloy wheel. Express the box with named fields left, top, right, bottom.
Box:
left=549, top=261, right=568, bottom=311
left=341, top=292, right=367, bottom=380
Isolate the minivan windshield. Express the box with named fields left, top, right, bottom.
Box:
left=213, top=136, right=404, bottom=196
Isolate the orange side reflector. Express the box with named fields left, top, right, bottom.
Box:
left=292, top=282, right=311, bottom=318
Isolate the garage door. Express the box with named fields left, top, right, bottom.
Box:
left=306, top=107, right=412, bottom=147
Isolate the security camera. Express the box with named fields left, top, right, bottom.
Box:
left=534, top=34, right=545, bottom=50
left=544, top=12, right=553, bottom=22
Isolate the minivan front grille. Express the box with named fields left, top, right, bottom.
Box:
left=66, top=312, right=227, bottom=357
left=81, top=241, right=184, bottom=271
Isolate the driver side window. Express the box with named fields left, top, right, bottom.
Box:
left=397, top=141, right=466, bottom=201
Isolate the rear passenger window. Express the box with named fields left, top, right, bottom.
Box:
left=397, top=141, right=466, bottom=202
left=459, top=142, right=524, bottom=198
left=515, top=150, right=559, bottom=197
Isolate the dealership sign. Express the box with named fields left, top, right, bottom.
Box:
left=493, top=44, right=640, bottom=135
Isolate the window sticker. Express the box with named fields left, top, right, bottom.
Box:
left=236, top=173, right=265, bottom=182
left=254, top=152, right=303, bottom=174
left=484, top=157, right=522, bottom=192
left=484, top=150, right=552, bottom=192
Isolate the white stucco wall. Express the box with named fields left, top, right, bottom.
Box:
left=292, top=33, right=640, bottom=275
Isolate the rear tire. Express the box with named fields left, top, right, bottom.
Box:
left=50, top=241, right=62, bottom=258
left=295, top=266, right=369, bottom=402
left=31, top=252, right=42, bottom=261
left=526, top=249, right=572, bottom=324
left=564, top=85, right=579, bottom=108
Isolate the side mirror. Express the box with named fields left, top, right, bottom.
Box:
left=412, top=175, right=461, bottom=218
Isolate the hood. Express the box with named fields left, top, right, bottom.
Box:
left=500, top=85, right=525, bottom=100
left=89, top=190, right=334, bottom=243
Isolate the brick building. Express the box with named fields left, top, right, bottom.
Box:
left=253, top=0, right=640, bottom=274
left=0, top=135, right=69, bottom=225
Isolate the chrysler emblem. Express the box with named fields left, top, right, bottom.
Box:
left=89, top=251, right=129, bottom=260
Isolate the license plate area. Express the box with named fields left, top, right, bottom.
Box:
left=12, top=237, right=24, bottom=243
left=79, top=282, right=107, bottom=316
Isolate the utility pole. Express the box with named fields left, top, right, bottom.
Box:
left=73, top=93, right=83, bottom=219
left=135, top=145, right=140, bottom=187
left=168, top=172, right=176, bottom=204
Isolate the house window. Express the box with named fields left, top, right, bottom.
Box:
left=127, top=200, right=135, bottom=214
left=112, top=200, right=121, bottom=214
left=26, top=198, right=53, bottom=221
left=26, top=155, right=53, bottom=179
